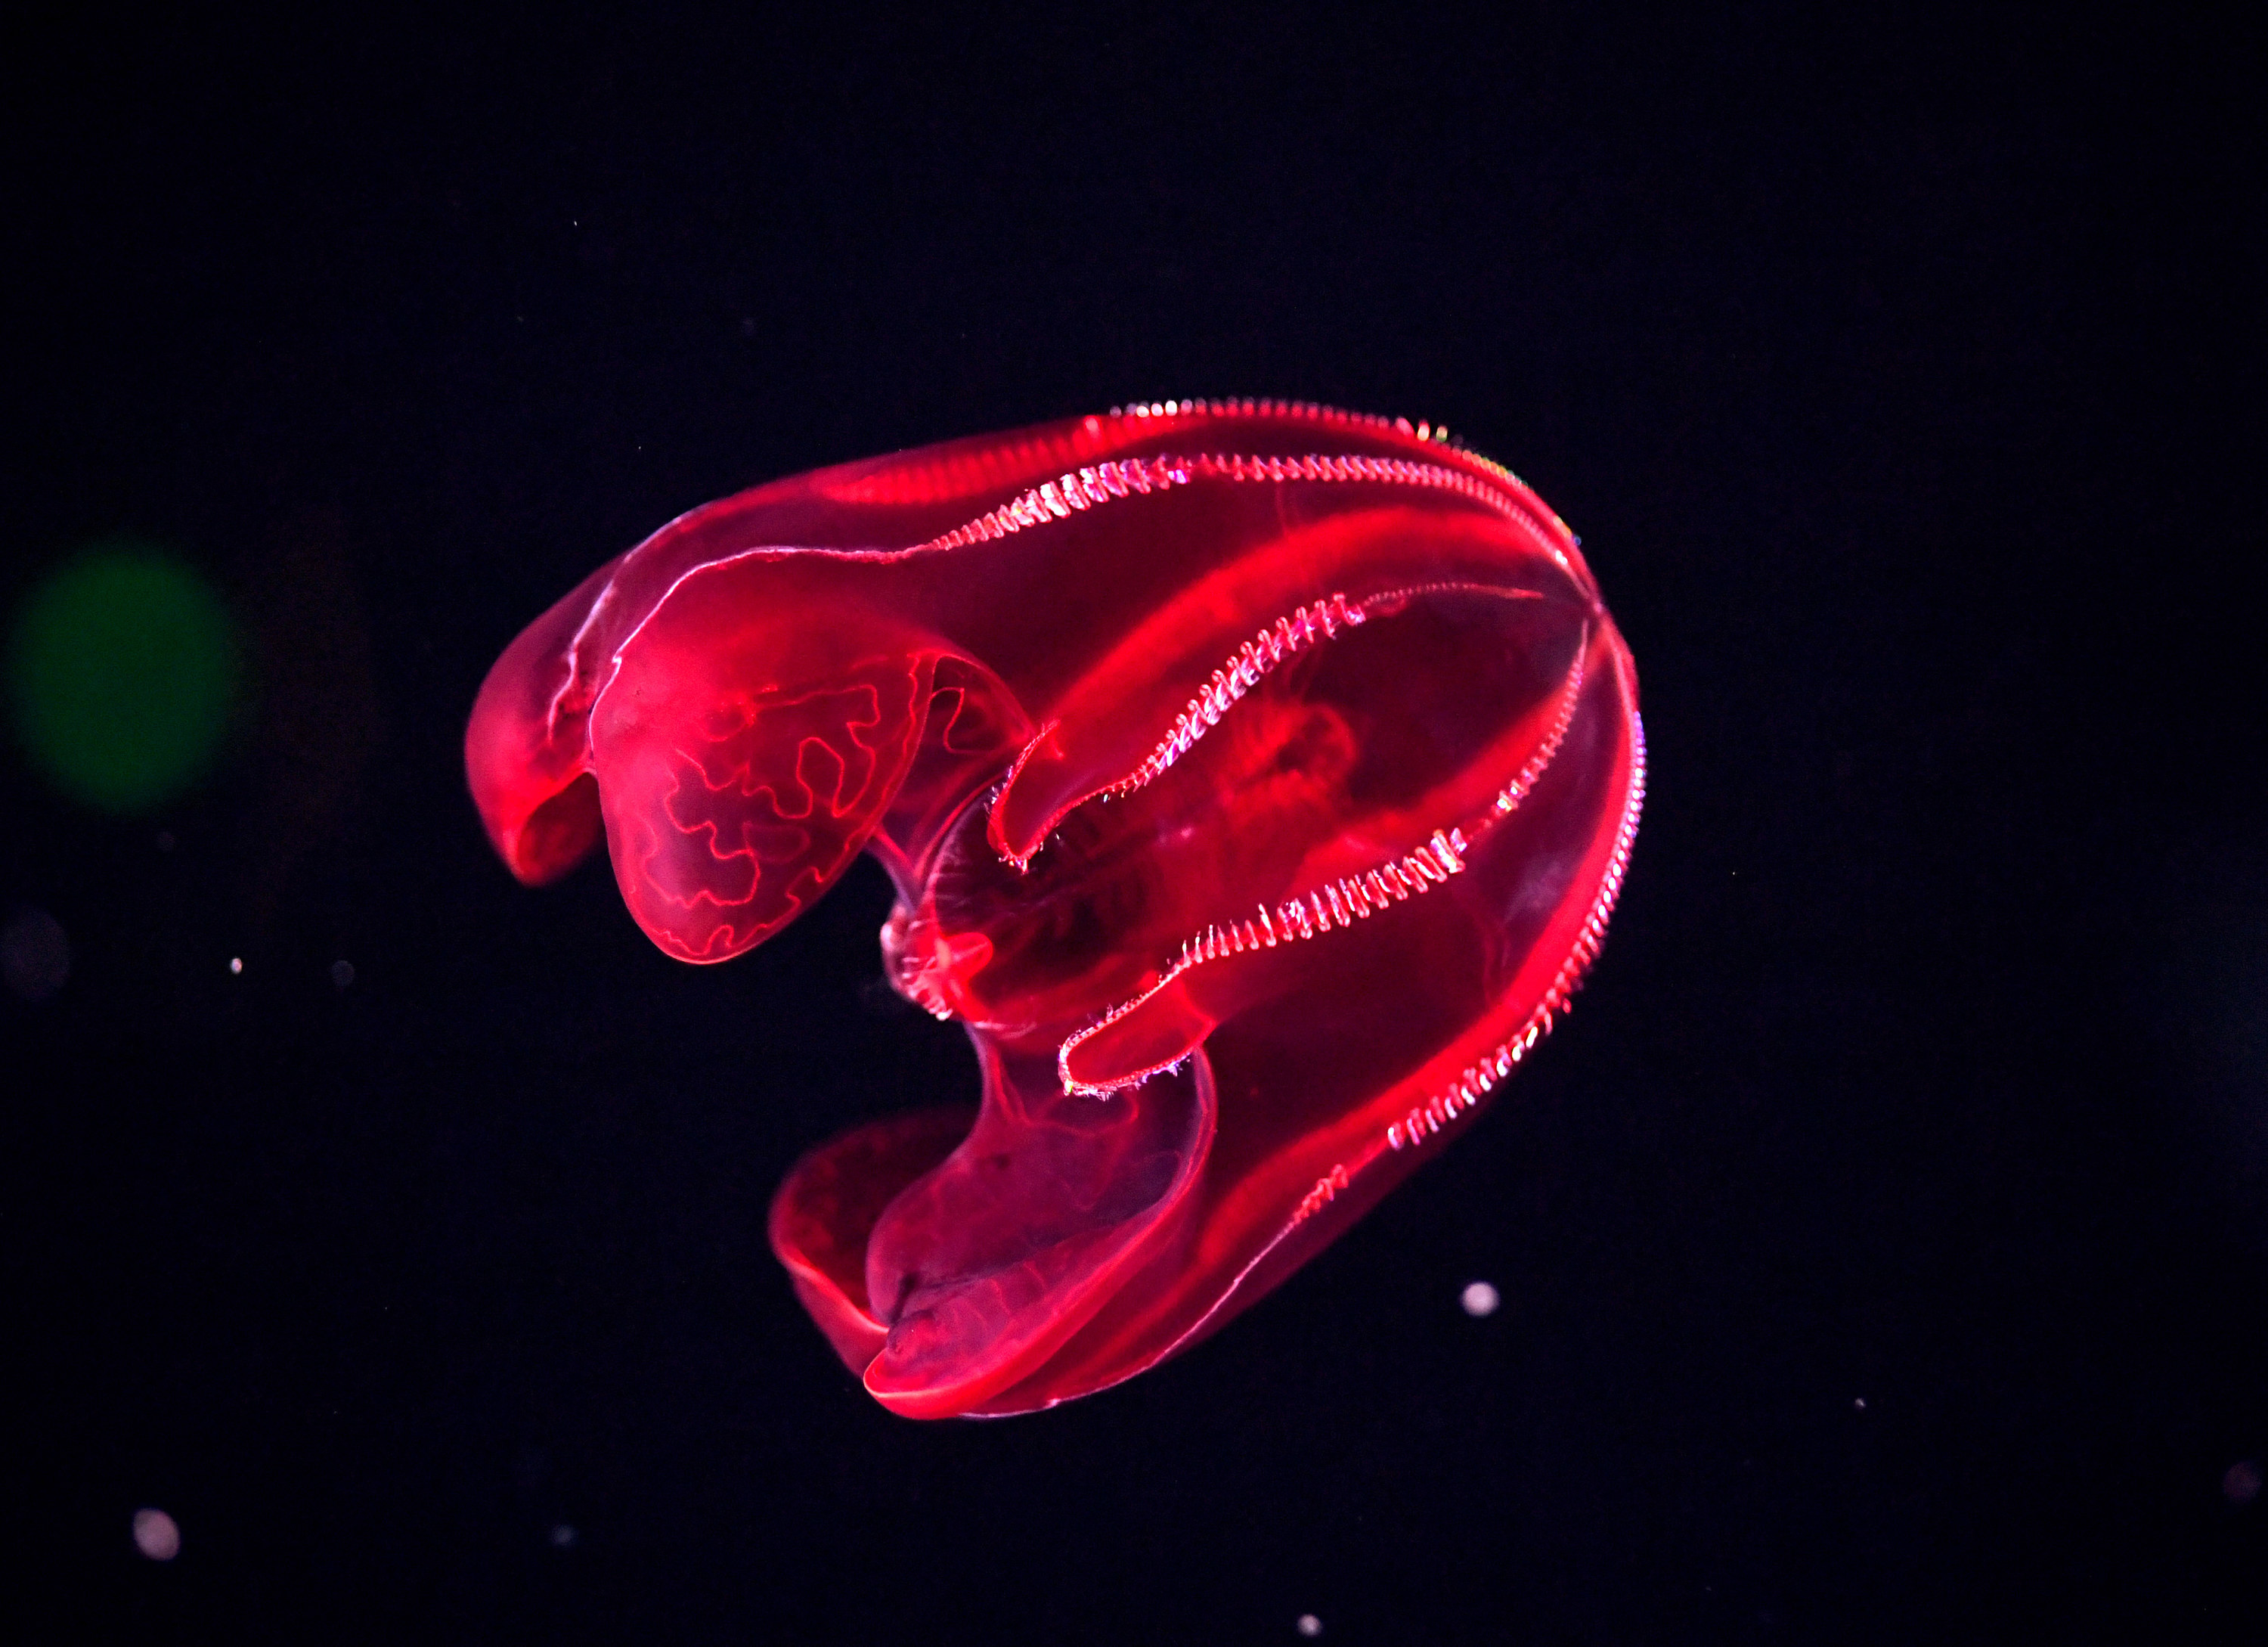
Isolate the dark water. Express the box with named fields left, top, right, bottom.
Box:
left=5, top=10, right=2261, bottom=1642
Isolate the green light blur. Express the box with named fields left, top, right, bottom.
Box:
left=5, top=541, right=241, bottom=813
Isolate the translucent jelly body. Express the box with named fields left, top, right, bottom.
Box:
left=466, top=401, right=1644, bottom=1417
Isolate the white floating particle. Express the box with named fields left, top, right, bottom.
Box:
left=331, top=960, right=355, bottom=989
left=2226, top=1460, right=2263, bottom=1507
left=1460, top=1281, right=1500, bottom=1318
left=1297, top=1615, right=1322, bottom=1638
left=133, top=1507, right=181, bottom=1561
left=228, top=957, right=243, bottom=975
left=1, top=907, right=70, bottom=1002
left=550, top=1523, right=578, bottom=1548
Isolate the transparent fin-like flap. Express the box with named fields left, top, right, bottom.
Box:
left=857, top=1037, right=1216, bottom=1418
left=767, top=1106, right=978, bottom=1378
left=586, top=577, right=940, bottom=962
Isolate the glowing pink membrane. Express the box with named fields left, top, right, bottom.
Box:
left=467, top=401, right=1644, bottom=1417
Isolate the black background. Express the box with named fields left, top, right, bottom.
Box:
left=5, top=7, right=2263, bottom=1642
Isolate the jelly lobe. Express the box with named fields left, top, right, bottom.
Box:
left=466, top=402, right=1643, bottom=1417
left=850, top=598, right=1632, bottom=1416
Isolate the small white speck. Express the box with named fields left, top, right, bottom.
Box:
left=133, top=1507, right=181, bottom=1561
left=550, top=1524, right=578, bottom=1549
left=1, top=907, right=70, bottom=1002
left=1461, top=1281, right=1500, bottom=1318
left=331, top=960, right=355, bottom=989
left=1854, top=1397, right=1867, bottom=1411
left=228, top=957, right=243, bottom=975
left=1297, top=1615, right=1322, bottom=1638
